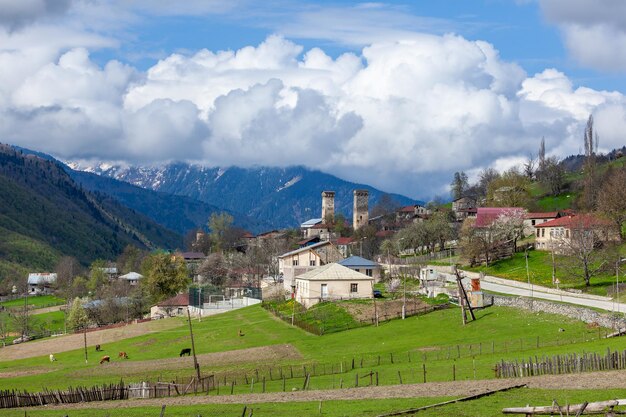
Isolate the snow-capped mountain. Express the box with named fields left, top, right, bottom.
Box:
left=69, top=162, right=419, bottom=229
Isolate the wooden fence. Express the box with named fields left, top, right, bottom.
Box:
left=0, top=382, right=127, bottom=409
left=495, top=348, right=626, bottom=378
left=128, top=375, right=214, bottom=399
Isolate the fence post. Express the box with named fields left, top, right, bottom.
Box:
left=422, top=364, right=426, bottom=383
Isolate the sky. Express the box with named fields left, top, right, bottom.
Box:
left=1, top=0, right=626, bottom=200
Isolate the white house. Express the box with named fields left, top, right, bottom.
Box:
left=294, top=263, right=374, bottom=308
left=27, top=273, right=57, bottom=295
left=150, top=293, right=188, bottom=318
left=119, top=272, right=144, bottom=286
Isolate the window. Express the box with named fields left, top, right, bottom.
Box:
left=366, top=269, right=373, bottom=277
left=354, top=268, right=360, bottom=272
left=566, top=229, right=570, bottom=238
left=321, top=284, right=328, bottom=299
left=531, top=220, right=536, bottom=225
left=310, top=260, right=316, bottom=266
left=350, top=283, right=358, bottom=293
left=292, top=259, right=299, bottom=266
left=536, top=229, right=540, bottom=237
left=541, top=229, right=545, bottom=237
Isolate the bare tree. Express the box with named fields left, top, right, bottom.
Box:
left=523, top=154, right=536, bottom=180
left=538, top=156, right=566, bottom=196
left=198, top=253, right=229, bottom=287
left=597, top=167, right=626, bottom=241
left=555, top=216, right=616, bottom=286
left=54, top=256, right=82, bottom=298
left=493, top=208, right=526, bottom=251
left=450, top=171, right=469, bottom=200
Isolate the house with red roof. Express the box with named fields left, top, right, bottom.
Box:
left=150, top=293, right=188, bottom=318
left=474, top=207, right=526, bottom=228
left=534, top=214, right=618, bottom=252
left=523, top=211, right=564, bottom=235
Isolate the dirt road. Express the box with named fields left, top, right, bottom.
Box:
left=20, top=370, right=626, bottom=411
left=0, top=318, right=182, bottom=361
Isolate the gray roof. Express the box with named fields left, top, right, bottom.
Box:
left=27, top=273, right=57, bottom=285
left=295, top=263, right=374, bottom=281
left=338, top=256, right=380, bottom=268
left=300, top=218, right=322, bottom=227
left=278, top=241, right=332, bottom=258
left=120, top=272, right=144, bottom=281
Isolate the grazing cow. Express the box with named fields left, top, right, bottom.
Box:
left=179, top=348, right=191, bottom=357
left=49, top=354, right=57, bottom=362
left=238, top=329, right=245, bottom=337
left=99, top=355, right=110, bottom=364
left=95, top=344, right=102, bottom=352
left=118, top=351, right=128, bottom=359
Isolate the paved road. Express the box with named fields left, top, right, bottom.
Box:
left=439, top=272, right=626, bottom=313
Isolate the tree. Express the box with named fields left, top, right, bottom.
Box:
left=486, top=167, right=531, bottom=208
left=538, top=137, right=546, bottom=172
left=197, top=253, right=229, bottom=287
left=556, top=216, right=615, bottom=286
left=87, top=260, right=108, bottom=297
left=208, top=212, right=234, bottom=252
left=371, top=194, right=400, bottom=218
left=597, top=167, right=626, bottom=241
left=141, top=253, right=190, bottom=302
left=450, top=171, right=469, bottom=200
left=580, top=114, right=601, bottom=211
left=54, top=256, right=81, bottom=298
left=67, top=297, right=89, bottom=331
left=538, top=156, right=565, bottom=196
left=116, top=245, right=145, bottom=274
left=493, top=208, right=526, bottom=252
left=523, top=154, right=536, bottom=180
left=476, top=168, right=500, bottom=200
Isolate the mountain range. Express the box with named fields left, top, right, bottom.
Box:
left=68, top=162, right=419, bottom=229
left=0, top=145, right=182, bottom=280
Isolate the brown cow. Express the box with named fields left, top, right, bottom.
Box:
left=118, top=351, right=128, bottom=359
left=99, top=355, right=110, bottom=364
left=95, top=344, right=102, bottom=352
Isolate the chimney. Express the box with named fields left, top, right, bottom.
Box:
left=322, top=191, right=335, bottom=222
left=353, top=189, right=369, bottom=230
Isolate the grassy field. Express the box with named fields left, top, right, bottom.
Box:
left=0, top=295, right=65, bottom=309
left=0, top=304, right=624, bottom=393
left=465, top=249, right=626, bottom=296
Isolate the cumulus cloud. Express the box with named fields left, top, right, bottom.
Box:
left=540, top=0, right=626, bottom=71
left=3, top=29, right=626, bottom=198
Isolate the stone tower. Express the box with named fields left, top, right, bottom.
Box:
left=321, top=191, right=335, bottom=222
left=353, top=189, right=369, bottom=230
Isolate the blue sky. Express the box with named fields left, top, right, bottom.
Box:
left=1, top=0, right=626, bottom=198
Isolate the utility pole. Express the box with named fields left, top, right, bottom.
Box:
left=371, top=282, right=379, bottom=327
left=83, top=325, right=88, bottom=364
left=186, top=308, right=201, bottom=380
left=402, top=273, right=406, bottom=320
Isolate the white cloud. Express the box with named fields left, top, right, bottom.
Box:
left=540, top=0, right=626, bottom=71
left=3, top=29, right=626, bottom=198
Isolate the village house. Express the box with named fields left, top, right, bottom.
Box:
left=300, top=218, right=324, bottom=238
left=294, top=263, right=374, bottom=308
left=338, top=255, right=382, bottom=281
left=452, top=196, right=477, bottom=221
left=119, top=271, right=143, bottom=286
left=175, top=251, right=206, bottom=281
left=534, top=214, right=618, bottom=253
left=27, top=273, right=57, bottom=295
left=523, top=211, right=563, bottom=236
left=395, top=204, right=431, bottom=224
left=335, top=236, right=355, bottom=257
left=150, top=293, right=189, bottom=318
left=278, top=241, right=344, bottom=290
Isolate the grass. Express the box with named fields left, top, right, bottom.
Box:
left=0, top=295, right=65, bottom=309
left=0, top=304, right=623, bottom=392
left=465, top=249, right=626, bottom=296
left=263, top=300, right=363, bottom=334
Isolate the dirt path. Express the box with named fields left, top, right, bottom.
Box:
left=70, top=345, right=301, bottom=377
left=0, top=318, right=182, bottom=361
left=31, top=305, right=64, bottom=315
left=20, top=370, right=626, bottom=411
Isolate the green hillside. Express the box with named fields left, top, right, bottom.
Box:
left=0, top=145, right=182, bottom=288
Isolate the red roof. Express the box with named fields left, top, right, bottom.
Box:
left=525, top=212, right=560, bottom=220
left=336, top=237, right=354, bottom=245
left=535, top=214, right=611, bottom=229
left=398, top=206, right=415, bottom=213
left=474, top=207, right=525, bottom=228
left=157, top=293, right=188, bottom=307
left=310, top=223, right=332, bottom=230
left=376, top=230, right=396, bottom=238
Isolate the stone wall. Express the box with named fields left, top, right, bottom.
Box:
left=492, top=295, right=626, bottom=330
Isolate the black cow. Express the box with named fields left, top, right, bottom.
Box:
left=179, top=348, right=192, bottom=357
